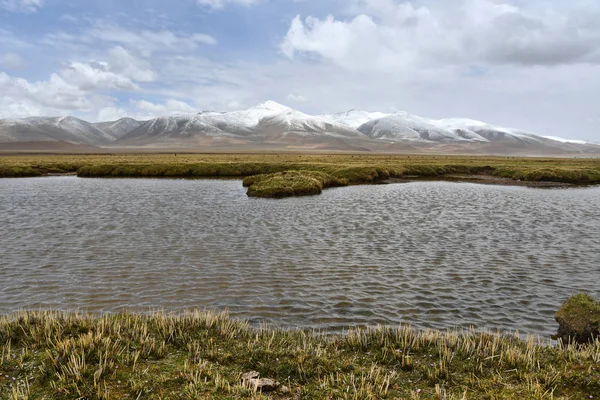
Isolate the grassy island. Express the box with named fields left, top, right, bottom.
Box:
left=1, top=311, right=599, bottom=399
left=1, top=153, right=599, bottom=197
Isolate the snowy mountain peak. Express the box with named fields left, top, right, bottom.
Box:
left=257, top=109, right=362, bottom=137
left=252, top=100, right=291, bottom=112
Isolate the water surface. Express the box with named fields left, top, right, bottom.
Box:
left=1, top=177, right=599, bottom=337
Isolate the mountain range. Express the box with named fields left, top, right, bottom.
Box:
left=0, top=101, right=597, bottom=155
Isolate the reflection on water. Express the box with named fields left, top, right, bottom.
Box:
left=1, top=176, right=599, bottom=336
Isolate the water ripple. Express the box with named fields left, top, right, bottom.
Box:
left=0, top=177, right=599, bottom=337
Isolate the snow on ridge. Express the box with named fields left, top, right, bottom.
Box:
left=356, top=111, right=490, bottom=143
left=0, top=115, right=115, bottom=145
left=2, top=101, right=593, bottom=147
left=543, top=136, right=588, bottom=145
left=322, top=109, right=391, bottom=129
left=353, top=111, right=572, bottom=144
left=259, top=109, right=362, bottom=137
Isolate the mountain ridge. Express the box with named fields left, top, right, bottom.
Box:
left=0, top=101, right=596, bottom=155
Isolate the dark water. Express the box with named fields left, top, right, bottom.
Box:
left=1, top=177, right=599, bottom=337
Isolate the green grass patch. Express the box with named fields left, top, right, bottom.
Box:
left=243, top=170, right=348, bottom=198
left=555, top=293, right=600, bottom=344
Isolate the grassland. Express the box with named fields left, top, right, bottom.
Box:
left=0, top=310, right=598, bottom=399
left=1, top=153, right=599, bottom=197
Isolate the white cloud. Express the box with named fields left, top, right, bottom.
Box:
left=97, top=100, right=198, bottom=122
left=131, top=99, right=197, bottom=117
left=0, top=71, right=109, bottom=118
left=287, top=93, right=308, bottom=103
left=97, top=107, right=129, bottom=122
left=60, top=62, right=139, bottom=91
left=106, top=47, right=157, bottom=82
left=86, top=23, right=216, bottom=53
left=195, top=0, right=259, bottom=10
left=0, top=46, right=158, bottom=119
left=57, top=47, right=156, bottom=92
left=0, top=0, right=43, bottom=12
left=281, top=0, right=600, bottom=70
left=0, top=53, right=26, bottom=69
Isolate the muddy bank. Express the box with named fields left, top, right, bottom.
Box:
left=383, top=174, right=583, bottom=188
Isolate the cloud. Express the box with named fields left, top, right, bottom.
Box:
left=131, top=99, right=197, bottom=117
left=57, top=47, right=156, bottom=92
left=106, top=47, right=157, bottom=82
left=98, top=99, right=198, bottom=122
left=0, top=45, right=159, bottom=119
left=287, top=93, right=308, bottom=103
left=86, top=23, right=216, bottom=53
left=60, top=62, right=139, bottom=91
left=0, top=71, right=100, bottom=118
left=97, top=107, right=129, bottom=122
left=195, top=0, right=259, bottom=10
left=0, top=0, right=42, bottom=12
left=281, top=0, right=600, bottom=70
left=0, top=53, right=26, bottom=69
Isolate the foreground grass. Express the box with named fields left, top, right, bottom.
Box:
left=1, top=154, right=600, bottom=197
left=1, top=311, right=599, bottom=399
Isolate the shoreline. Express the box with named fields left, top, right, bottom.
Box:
left=10, top=172, right=594, bottom=190
left=383, top=174, right=586, bottom=188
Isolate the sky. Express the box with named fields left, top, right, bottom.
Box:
left=0, top=0, right=599, bottom=141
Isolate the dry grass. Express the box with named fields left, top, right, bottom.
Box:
left=1, top=310, right=599, bottom=399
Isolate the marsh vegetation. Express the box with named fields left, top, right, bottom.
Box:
left=1, top=310, right=599, bottom=399
left=1, top=153, right=599, bottom=197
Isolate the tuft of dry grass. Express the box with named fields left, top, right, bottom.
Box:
left=555, top=294, right=600, bottom=344
left=1, top=310, right=599, bottom=399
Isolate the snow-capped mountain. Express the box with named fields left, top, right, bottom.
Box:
left=0, top=116, right=115, bottom=145
left=256, top=109, right=362, bottom=138
left=0, top=101, right=595, bottom=154
left=322, top=110, right=390, bottom=129
left=93, top=118, right=143, bottom=140
left=121, top=101, right=292, bottom=141
left=357, top=111, right=483, bottom=142
left=357, top=112, right=555, bottom=144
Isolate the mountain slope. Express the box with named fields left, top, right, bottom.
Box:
left=120, top=101, right=292, bottom=143
left=357, top=112, right=563, bottom=145
left=94, top=118, right=143, bottom=140
left=257, top=109, right=362, bottom=138
left=358, top=112, right=489, bottom=142
left=0, top=116, right=115, bottom=145
left=322, top=109, right=390, bottom=129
